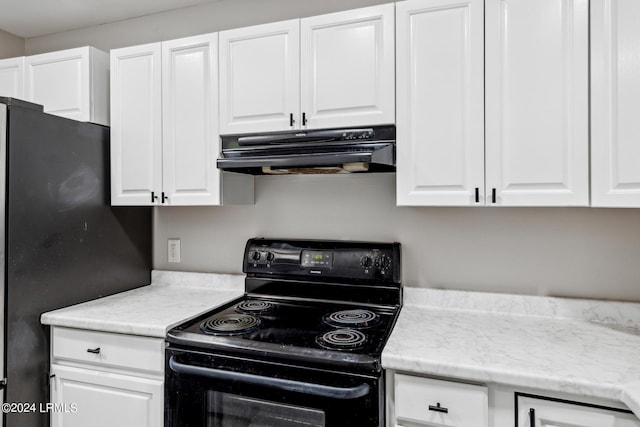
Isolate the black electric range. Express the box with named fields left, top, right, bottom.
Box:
left=165, top=238, right=402, bottom=427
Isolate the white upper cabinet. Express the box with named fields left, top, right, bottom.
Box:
left=396, top=0, right=484, bottom=206
left=591, top=0, right=640, bottom=207
left=111, top=36, right=254, bottom=206
left=25, top=46, right=110, bottom=125
left=300, top=4, right=395, bottom=129
left=219, top=20, right=300, bottom=134
left=397, top=0, right=589, bottom=207
left=219, top=4, right=395, bottom=134
left=162, top=33, right=220, bottom=205
left=485, top=0, right=589, bottom=206
left=0, top=57, right=25, bottom=99
left=110, top=43, right=163, bottom=206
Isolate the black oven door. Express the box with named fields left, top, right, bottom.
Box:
left=165, top=347, right=383, bottom=427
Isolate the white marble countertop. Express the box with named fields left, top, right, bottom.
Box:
left=382, top=288, right=640, bottom=418
left=40, top=271, right=244, bottom=337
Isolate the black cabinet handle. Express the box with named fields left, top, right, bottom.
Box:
left=302, top=112, right=307, bottom=126
left=428, top=402, right=448, bottom=413
left=86, top=347, right=101, bottom=354
left=491, top=188, right=497, bottom=204
left=162, top=192, right=168, bottom=203
left=529, top=408, right=535, bottom=427
left=289, top=113, right=294, bottom=127
left=151, top=191, right=158, bottom=203
left=475, top=187, right=480, bottom=203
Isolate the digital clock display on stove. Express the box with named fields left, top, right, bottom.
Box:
left=301, top=250, right=333, bottom=268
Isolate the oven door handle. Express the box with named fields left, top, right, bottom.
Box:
left=169, top=356, right=370, bottom=400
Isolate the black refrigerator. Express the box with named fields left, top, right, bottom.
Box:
left=0, top=98, right=152, bottom=427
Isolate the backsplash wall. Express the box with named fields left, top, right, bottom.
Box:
left=154, top=174, right=640, bottom=302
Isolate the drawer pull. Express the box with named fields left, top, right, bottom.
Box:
left=86, top=347, right=101, bottom=354
left=428, top=402, right=449, bottom=414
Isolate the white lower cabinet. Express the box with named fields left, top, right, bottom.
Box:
left=49, top=365, right=163, bottom=427
left=392, top=374, right=488, bottom=427
left=517, top=394, right=640, bottom=427
left=49, top=327, right=164, bottom=427
left=388, top=372, right=640, bottom=427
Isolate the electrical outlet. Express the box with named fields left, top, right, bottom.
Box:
left=168, top=238, right=181, bottom=263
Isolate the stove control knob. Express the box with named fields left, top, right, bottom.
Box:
left=360, top=256, right=372, bottom=268
left=250, top=251, right=261, bottom=261
left=266, top=252, right=275, bottom=262
left=380, top=256, right=390, bottom=269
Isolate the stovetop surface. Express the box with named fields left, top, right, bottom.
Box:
left=166, top=294, right=400, bottom=372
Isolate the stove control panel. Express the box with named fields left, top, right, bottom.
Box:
left=243, top=238, right=401, bottom=284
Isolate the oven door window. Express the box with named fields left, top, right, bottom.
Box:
left=207, top=392, right=325, bottom=427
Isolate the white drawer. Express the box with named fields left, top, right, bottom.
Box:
left=52, top=327, right=165, bottom=374
left=395, top=374, right=488, bottom=427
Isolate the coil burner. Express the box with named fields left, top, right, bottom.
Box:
left=316, top=329, right=367, bottom=351
left=200, top=314, right=261, bottom=335
left=323, top=309, right=379, bottom=329
left=234, top=300, right=274, bottom=314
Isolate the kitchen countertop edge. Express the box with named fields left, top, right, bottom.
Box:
left=40, top=271, right=245, bottom=338
left=383, top=287, right=640, bottom=418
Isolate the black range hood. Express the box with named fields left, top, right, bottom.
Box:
left=217, top=125, right=395, bottom=175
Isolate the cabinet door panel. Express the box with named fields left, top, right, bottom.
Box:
left=591, top=0, right=640, bottom=207
left=25, top=47, right=91, bottom=122
left=219, top=20, right=299, bottom=134
left=0, top=57, right=24, bottom=99
left=396, top=0, right=484, bottom=206
left=110, top=43, right=162, bottom=206
left=517, top=395, right=640, bottom=427
left=301, top=4, right=395, bottom=129
left=485, top=0, right=589, bottom=206
left=162, top=33, right=220, bottom=205
left=50, top=364, right=162, bottom=427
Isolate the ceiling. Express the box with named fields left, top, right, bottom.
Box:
left=0, top=0, right=222, bottom=38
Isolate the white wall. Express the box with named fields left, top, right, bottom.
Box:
left=22, top=0, right=640, bottom=302
left=0, top=29, right=24, bottom=58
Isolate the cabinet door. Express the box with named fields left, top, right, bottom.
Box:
left=591, top=0, right=640, bottom=207
left=396, top=0, right=484, bottom=206
left=219, top=20, right=299, bottom=134
left=162, top=33, right=220, bottom=205
left=300, top=4, right=395, bottom=129
left=24, top=47, right=105, bottom=123
left=517, top=395, right=640, bottom=427
left=485, top=0, right=589, bottom=206
left=50, top=364, right=163, bottom=427
left=110, top=43, right=162, bottom=206
left=0, top=57, right=24, bottom=99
